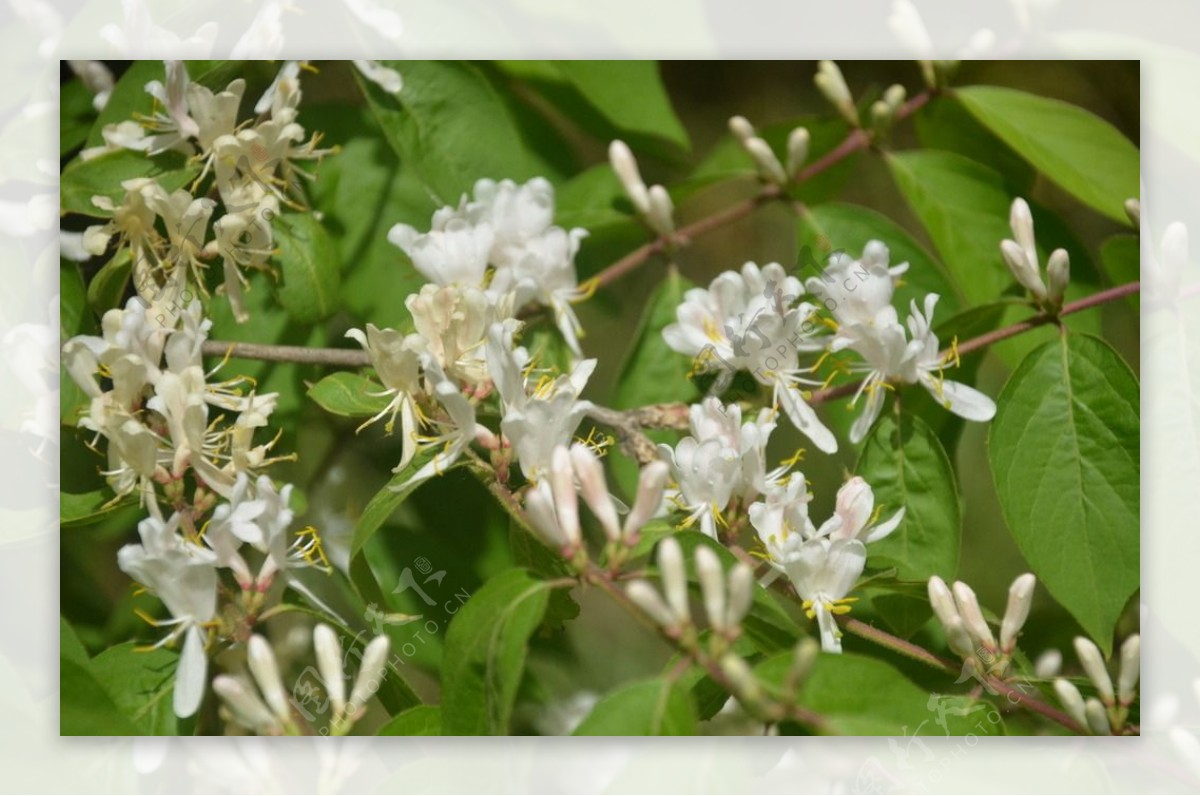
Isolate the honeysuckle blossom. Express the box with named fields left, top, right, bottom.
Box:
left=345, top=323, right=427, bottom=469
left=116, top=512, right=218, bottom=718
left=388, top=217, right=496, bottom=288
left=392, top=360, right=484, bottom=491
left=812, top=242, right=997, bottom=442
left=406, top=284, right=515, bottom=388
left=663, top=262, right=836, bottom=453
left=750, top=475, right=902, bottom=652
left=660, top=436, right=740, bottom=539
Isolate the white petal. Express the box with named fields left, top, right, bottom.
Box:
left=849, top=384, right=886, bottom=444
left=863, top=507, right=905, bottom=544
left=777, top=381, right=837, bottom=453
left=173, top=625, right=208, bottom=718
left=927, top=378, right=996, bottom=422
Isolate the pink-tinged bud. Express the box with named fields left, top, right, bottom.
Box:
left=569, top=444, right=620, bottom=542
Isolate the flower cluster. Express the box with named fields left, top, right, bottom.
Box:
left=1053, top=634, right=1140, bottom=735
left=81, top=59, right=330, bottom=323
left=927, top=573, right=1036, bottom=676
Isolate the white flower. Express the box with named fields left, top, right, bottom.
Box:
left=660, top=436, right=740, bottom=539
left=687, top=397, right=783, bottom=502
left=489, top=225, right=591, bottom=355
left=353, top=59, right=403, bottom=94
left=392, top=360, right=480, bottom=491
left=663, top=262, right=835, bottom=452
left=790, top=537, right=867, bottom=653
left=345, top=323, right=427, bottom=470
left=523, top=448, right=583, bottom=554
left=388, top=217, right=495, bottom=288
left=116, top=512, right=218, bottom=717
left=814, top=476, right=905, bottom=543
left=407, top=284, right=514, bottom=388
left=565, top=442, right=669, bottom=545
left=804, top=241, right=906, bottom=335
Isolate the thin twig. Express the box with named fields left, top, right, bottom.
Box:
left=200, top=339, right=370, bottom=367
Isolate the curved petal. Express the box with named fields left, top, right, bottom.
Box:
left=927, top=378, right=997, bottom=422
left=777, top=381, right=838, bottom=454
left=849, top=384, right=887, bottom=444
left=173, top=625, right=208, bottom=718
left=863, top=506, right=906, bottom=544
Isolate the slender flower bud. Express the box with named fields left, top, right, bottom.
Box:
left=883, top=83, right=907, bottom=110
left=785, top=126, right=810, bottom=178
left=1085, top=697, right=1112, bottom=735
left=694, top=546, right=726, bottom=631
left=213, top=674, right=280, bottom=734
left=626, top=579, right=677, bottom=630
left=1124, top=198, right=1140, bottom=227
left=743, top=137, right=788, bottom=186
left=646, top=184, right=676, bottom=236
left=624, top=461, right=669, bottom=541
left=1000, top=239, right=1048, bottom=299
left=927, top=576, right=960, bottom=630
left=247, top=634, right=291, bottom=723
left=815, top=60, right=859, bottom=126
left=720, top=654, right=762, bottom=702
left=1035, top=649, right=1063, bottom=679
left=952, top=581, right=997, bottom=653
left=1046, top=248, right=1070, bottom=305
left=728, top=115, right=756, bottom=142
left=549, top=446, right=581, bottom=546
left=943, top=614, right=977, bottom=661
left=1054, top=678, right=1088, bottom=730
left=725, top=562, right=754, bottom=631
left=1009, top=198, right=1039, bottom=272
left=1074, top=636, right=1115, bottom=705
left=1000, top=573, right=1036, bottom=653
left=569, top=444, right=621, bottom=542
left=1118, top=634, right=1140, bottom=706
left=313, top=624, right=346, bottom=715
left=657, top=537, right=689, bottom=625
left=608, top=139, right=650, bottom=215
left=348, top=635, right=390, bottom=713
left=790, top=637, right=820, bottom=684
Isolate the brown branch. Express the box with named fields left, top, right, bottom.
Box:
left=200, top=339, right=369, bottom=367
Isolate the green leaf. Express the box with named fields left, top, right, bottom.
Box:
left=61, top=79, right=97, bottom=156
left=572, top=677, right=698, bottom=736
left=273, top=213, right=341, bottom=323
left=914, top=95, right=1035, bottom=193
left=307, top=372, right=391, bottom=418
left=755, top=651, right=1006, bottom=736
left=613, top=266, right=700, bottom=409
left=85, top=249, right=132, bottom=314
left=987, top=334, right=1139, bottom=653
left=440, top=569, right=552, bottom=735
left=956, top=86, right=1139, bottom=224
left=84, top=61, right=162, bottom=149
left=798, top=202, right=963, bottom=316
left=887, top=150, right=1015, bottom=305
left=378, top=705, right=442, bottom=736
left=60, top=149, right=199, bottom=217
left=551, top=61, right=689, bottom=150
left=356, top=60, right=539, bottom=206
left=1100, top=235, right=1141, bottom=309
left=855, top=413, right=961, bottom=580
left=350, top=451, right=460, bottom=557
left=60, top=617, right=90, bottom=667
left=61, top=489, right=134, bottom=528
left=60, top=261, right=89, bottom=339
left=60, top=657, right=140, bottom=735
left=89, top=643, right=180, bottom=735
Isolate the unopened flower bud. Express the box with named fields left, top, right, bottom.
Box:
left=1118, top=634, right=1140, bottom=706
left=1035, top=649, right=1063, bottom=679
left=1001, top=239, right=1048, bottom=299
left=247, top=634, right=291, bottom=723
left=550, top=446, right=581, bottom=545
left=608, top=139, right=650, bottom=215
left=725, top=562, right=754, bottom=631
left=1046, top=249, right=1070, bottom=305
left=815, top=60, right=859, bottom=126
left=569, top=444, right=621, bottom=542
left=785, top=126, right=810, bottom=178
left=720, top=653, right=762, bottom=702
left=883, top=83, right=907, bottom=110
left=348, top=635, right=390, bottom=713
left=646, top=184, right=676, bottom=236
left=694, top=546, right=727, bottom=631
left=657, top=537, right=690, bottom=625
left=313, top=624, right=347, bottom=715
left=1054, top=678, right=1088, bottom=729
left=943, top=615, right=977, bottom=661
left=927, top=576, right=960, bottom=630
left=743, top=137, right=788, bottom=186
left=626, top=579, right=677, bottom=630
left=624, top=461, right=669, bottom=541
left=870, top=100, right=893, bottom=137
left=1124, top=198, right=1140, bottom=227
left=728, top=115, right=756, bottom=142
left=1085, top=697, right=1112, bottom=735
left=1009, top=198, right=1038, bottom=269
left=790, top=637, right=820, bottom=684
left=213, top=675, right=280, bottom=735
left=1074, top=636, right=1115, bottom=705
left=952, top=581, right=996, bottom=653
left=1000, top=573, right=1036, bottom=653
